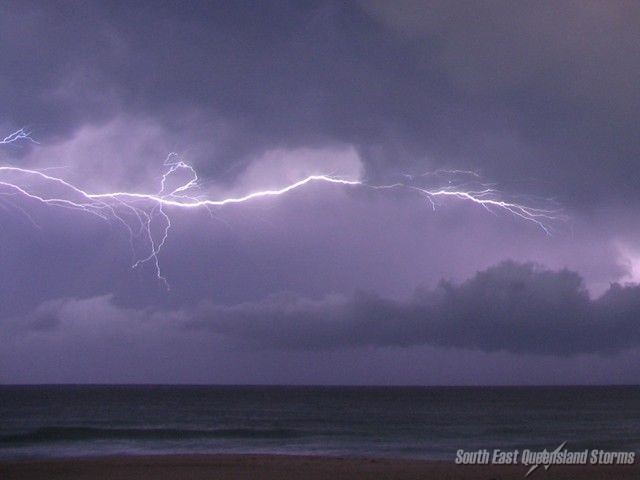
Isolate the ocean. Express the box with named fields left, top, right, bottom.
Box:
left=1, top=386, right=639, bottom=460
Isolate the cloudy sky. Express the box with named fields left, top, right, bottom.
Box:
left=1, top=1, right=639, bottom=384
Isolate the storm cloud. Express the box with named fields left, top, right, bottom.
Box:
left=1, top=1, right=639, bottom=205
left=13, top=262, right=638, bottom=357
left=180, top=261, right=639, bottom=355
left=1, top=1, right=640, bottom=383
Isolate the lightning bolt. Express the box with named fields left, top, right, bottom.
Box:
left=1, top=128, right=38, bottom=145
left=525, top=441, right=567, bottom=477
left=0, top=128, right=562, bottom=288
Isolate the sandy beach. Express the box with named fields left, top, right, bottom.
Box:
left=1, top=454, right=639, bottom=480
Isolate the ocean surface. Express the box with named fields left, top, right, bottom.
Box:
left=1, top=386, right=639, bottom=460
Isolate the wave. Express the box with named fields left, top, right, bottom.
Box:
left=0, top=426, right=306, bottom=444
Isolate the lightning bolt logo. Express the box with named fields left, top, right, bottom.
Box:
left=525, top=441, right=568, bottom=477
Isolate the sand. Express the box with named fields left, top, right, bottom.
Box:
left=1, top=454, right=639, bottom=479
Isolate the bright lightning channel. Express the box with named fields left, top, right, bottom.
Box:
left=0, top=128, right=561, bottom=288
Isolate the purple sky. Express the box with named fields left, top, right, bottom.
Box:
left=1, top=1, right=640, bottom=384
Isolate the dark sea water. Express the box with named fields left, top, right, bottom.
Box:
left=0, top=386, right=639, bottom=460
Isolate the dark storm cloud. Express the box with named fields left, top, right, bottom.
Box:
left=4, top=261, right=640, bottom=384
left=181, top=261, right=640, bottom=356
left=11, top=261, right=640, bottom=357
left=2, top=1, right=640, bottom=383
left=1, top=1, right=639, bottom=205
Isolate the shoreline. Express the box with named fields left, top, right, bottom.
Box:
left=1, top=454, right=639, bottom=479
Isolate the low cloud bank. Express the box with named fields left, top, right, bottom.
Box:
left=13, top=261, right=640, bottom=356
